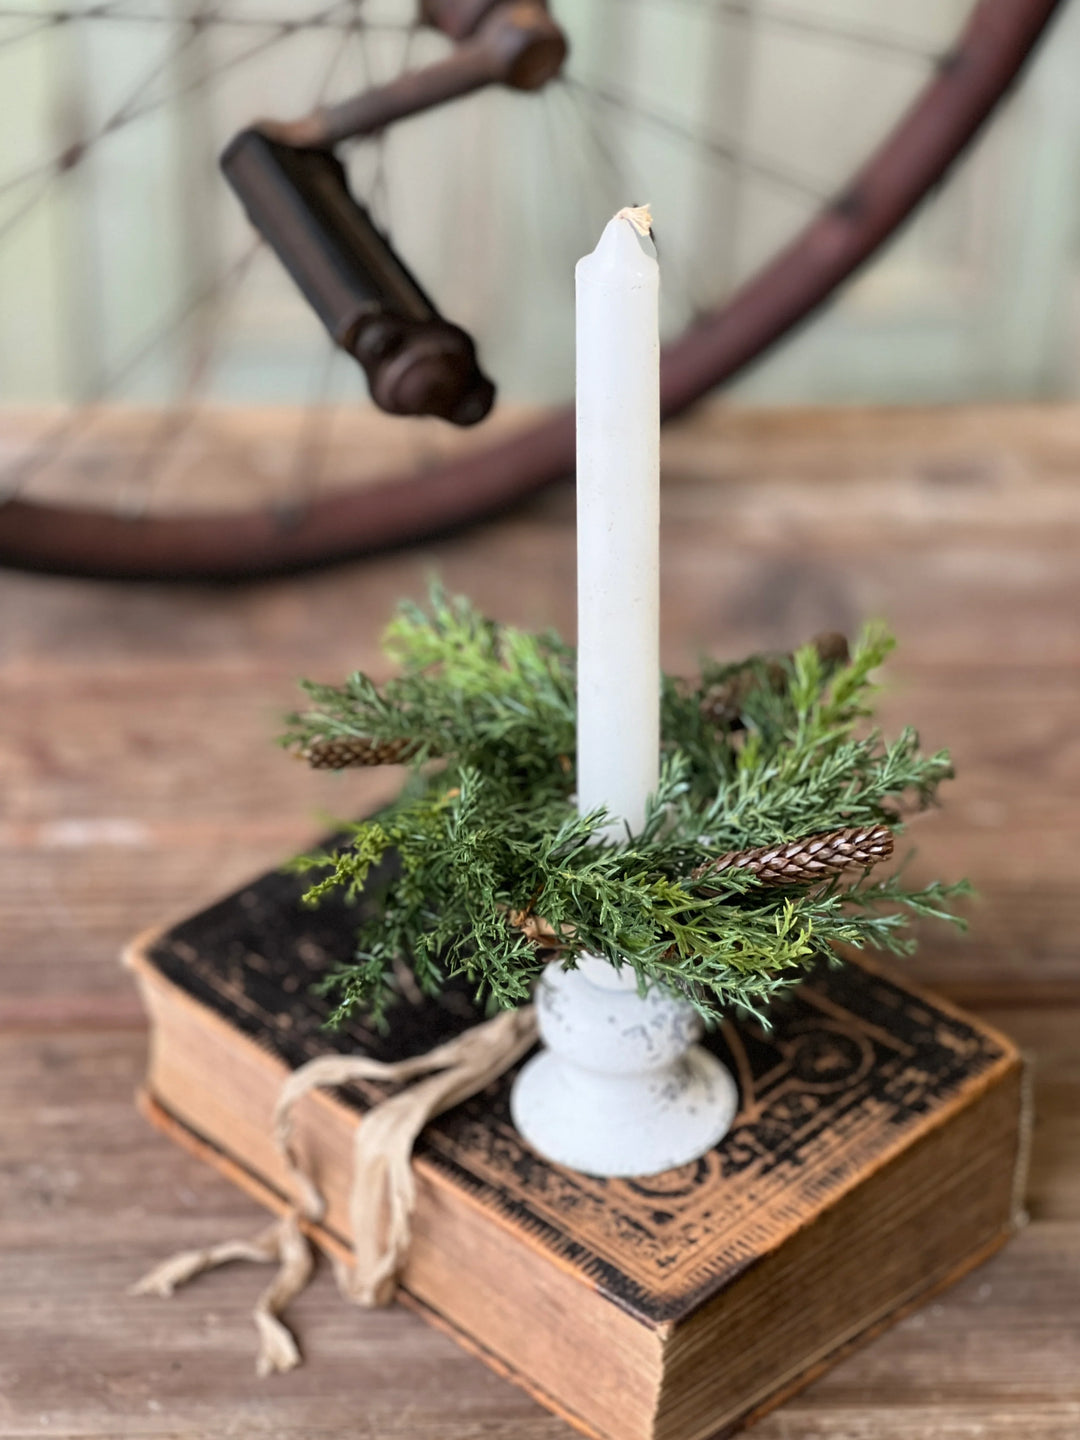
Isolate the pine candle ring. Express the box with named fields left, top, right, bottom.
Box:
left=284, top=593, right=966, bottom=1114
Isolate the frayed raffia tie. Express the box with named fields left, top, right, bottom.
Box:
left=132, top=1005, right=537, bottom=1376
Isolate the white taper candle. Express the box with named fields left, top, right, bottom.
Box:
left=513, top=205, right=738, bottom=1178
left=575, top=206, right=660, bottom=841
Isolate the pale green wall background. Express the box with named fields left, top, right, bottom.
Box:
left=2, top=0, right=1080, bottom=409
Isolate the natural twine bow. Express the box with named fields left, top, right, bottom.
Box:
left=132, top=1005, right=537, bottom=1376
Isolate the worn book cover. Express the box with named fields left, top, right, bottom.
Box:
left=129, top=855, right=1027, bottom=1440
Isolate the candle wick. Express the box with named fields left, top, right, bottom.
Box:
left=614, top=203, right=653, bottom=238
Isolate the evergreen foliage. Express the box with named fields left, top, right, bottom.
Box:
left=284, top=590, right=969, bottom=1027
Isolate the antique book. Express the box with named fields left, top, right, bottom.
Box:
left=127, top=857, right=1027, bottom=1440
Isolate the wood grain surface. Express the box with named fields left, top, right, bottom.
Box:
left=1, top=403, right=1078, bottom=1437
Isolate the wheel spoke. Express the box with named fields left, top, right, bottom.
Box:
left=0, top=17, right=217, bottom=249
left=252, top=1, right=373, bottom=512
left=88, top=0, right=373, bottom=511
left=0, top=2, right=411, bottom=30
left=616, top=0, right=939, bottom=62
left=0, top=238, right=263, bottom=501
left=564, top=74, right=829, bottom=203
left=116, top=0, right=357, bottom=128
left=115, top=240, right=264, bottom=514
left=0, top=14, right=65, bottom=50
left=0, top=0, right=357, bottom=249
left=358, top=19, right=421, bottom=226
left=0, top=16, right=213, bottom=222
left=554, top=78, right=704, bottom=326
left=536, top=84, right=612, bottom=281
left=553, top=75, right=624, bottom=222
left=284, top=342, right=342, bottom=512
left=0, top=177, right=55, bottom=249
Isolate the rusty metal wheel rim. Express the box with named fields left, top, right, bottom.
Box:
left=0, top=0, right=1065, bottom=580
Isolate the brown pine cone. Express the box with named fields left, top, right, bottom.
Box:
left=507, top=908, right=575, bottom=948
left=700, top=667, right=776, bottom=728
left=694, top=824, right=894, bottom=889
left=700, top=632, right=850, bottom=730
left=810, top=631, right=850, bottom=667
left=301, top=735, right=422, bottom=769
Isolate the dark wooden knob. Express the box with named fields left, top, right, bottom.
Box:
left=425, top=0, right=566, bottom=90
left=476, top=2, right=567, bottom=90
left=352, top=318, right=495, bottom=426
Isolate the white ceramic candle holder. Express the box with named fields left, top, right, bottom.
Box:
left=511, top=956, right=739, bottom=1178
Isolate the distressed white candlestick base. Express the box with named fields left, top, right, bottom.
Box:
left=511, top=957, right=738, bottom=1177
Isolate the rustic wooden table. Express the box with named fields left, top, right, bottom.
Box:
left=2, top=405, right=1078, bottom=1439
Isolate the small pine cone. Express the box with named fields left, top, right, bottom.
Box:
left=699, top=633, right=849, bottom=730
left=700, top=669, right=761, bottom=729
left=696, top=824, right=894, bottom=888
left=507, top=909, right=575, bottom=948
left=810, top=631, right=850, bottom=667
left=302, top=735, right=422, bottom=769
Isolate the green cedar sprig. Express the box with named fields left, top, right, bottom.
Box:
left=284, top=589, right=969, bottom=1027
